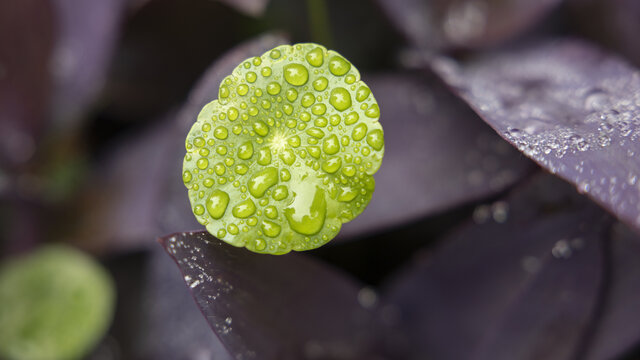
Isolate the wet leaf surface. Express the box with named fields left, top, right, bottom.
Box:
left=376, top=0, right=561, bottom=50
left=159, top=231, right=382, bottom=360
left=102, top=248, right=232, bottom=360
left=337, top=73, right=533, bottom=240
left=430, top=39, right=640, bottom=234
left=384, top=174, right=612, bottom=360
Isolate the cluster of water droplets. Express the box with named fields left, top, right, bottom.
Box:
left=182, top=44, right=384, bottom=254
left=460, top=53, right=640, bottom=227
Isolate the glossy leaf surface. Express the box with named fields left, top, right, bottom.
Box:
left=159, top=231, right=381, bottom=360
left=183, top=43, right=384, bottom=254
left=430, top=39, right=640, bottom=233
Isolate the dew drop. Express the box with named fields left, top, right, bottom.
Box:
left=280, top=168, right=291, bottom=181
left=313, top=77, right=328, bottom=91
left=307, top=128, right=325, bottom=139
left=248, top=167, right=278, bottom=198
left=330, top=88, right=352, bottom=112
left=261, top=220, right=282, bottom=238
left=306, top=47, right=324, bottom=67
left=183, top=170, right=193, bottom=184
left=272, top=185, right=289, bottom=200
left=253, top=121, right=269, bottom=137
left=323, top=134, right=340, bottom=155
left=206, top=190, right=230, bottom=219
left=258, top=148, right=272, bottom=165
left=237, top=84, right=249, bottom=96
left=232, top=199, right=257, bottom=218
left=214, top=126, right=228, bottom=139
left=197, top=158, right=209, bottom=170
left=267, top=82, right=281, bottom=95
left=366, top=129, right=384, bottom=150
left=254, top=238, right=267, bottom=250
left=356, top=86, right=371, bottom=102
left=238, top=142, right=254, bottom=160
left=283, top=63, right=309, bottom=86
left=365, top=104, right=380, bottom=118
left=265, top=205, right=278, bottom=219
left=284, top=184, right=327, bottom=235
left=352, top=123, right=368, bottom=141
left=322, top=156, right=342, bottom=174
left=329, top=55, right=351, bottom=76
left=301, top=93, right=315, bottom=108
left=280, top=149, right=296, bottom=165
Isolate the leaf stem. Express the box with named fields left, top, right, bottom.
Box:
left=306, top=0, right=332, bottom=47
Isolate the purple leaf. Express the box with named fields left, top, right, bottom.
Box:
left=384, top=174, right=611, bottom=360
left=72, top=34, right=287, bottom=252
left=0, top=0, right=54, bottom=168
left=337, top=73, right=533, bottom=240
left=375, top=0, right=561, bottom=50
left=49, top=0, right=128, bottom=126
left=429, top=39, right=640, bottom=234
left=103, top=249, right=232, bottom=359
left=584, top=222, right=640, bottom=360
left=159, top=231, right=382, bottom=360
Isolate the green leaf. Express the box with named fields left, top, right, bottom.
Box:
left=0, top=245, right=115, bottom=360
left=183, top=43, right=384, bottom=254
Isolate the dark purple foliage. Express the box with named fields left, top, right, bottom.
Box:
left=384, top=174, right=611, bottom=360
left=430, top=39, right=640, bottom=234
left=338, top=73, right=533, bottom=239
left=159, top=231, right=383, bottom=360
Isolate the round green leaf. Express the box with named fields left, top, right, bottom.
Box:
left=183, top=43, right=384, bottom=254
left=0, top=245, right=115, bottom=360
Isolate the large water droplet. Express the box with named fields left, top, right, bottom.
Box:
left=356, top=86, right=371, bottom=102
left=280, top=149, right=296, bottom=165
left=238, top=142, right=254, bottom=160
left=283, top=63, right=309, bottom=86
left=232, top=199, right=256, bottom=218
left=248, top=167, right=278, bottom=198
left=352, top=123, right=368, bottom=141
left=306, top=47, right=324, bottom=67
left=284, top=184, right=327, bottom=235
left=366, top=129, right=384, bottom=150
left=323, top=134, right=340, bottom=155
left=253, top=121, right=269, bottom=137
left=258, top=148, right=271, bottom=165
left=330, top=88, right=352, bottom=112
left=206, top=190, right=230, bottom=219
left=272, top=185, right=289, bottom=201
left=328, top=55, right=351, bottom=76
left=258, top=219, right=281, bottom=238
